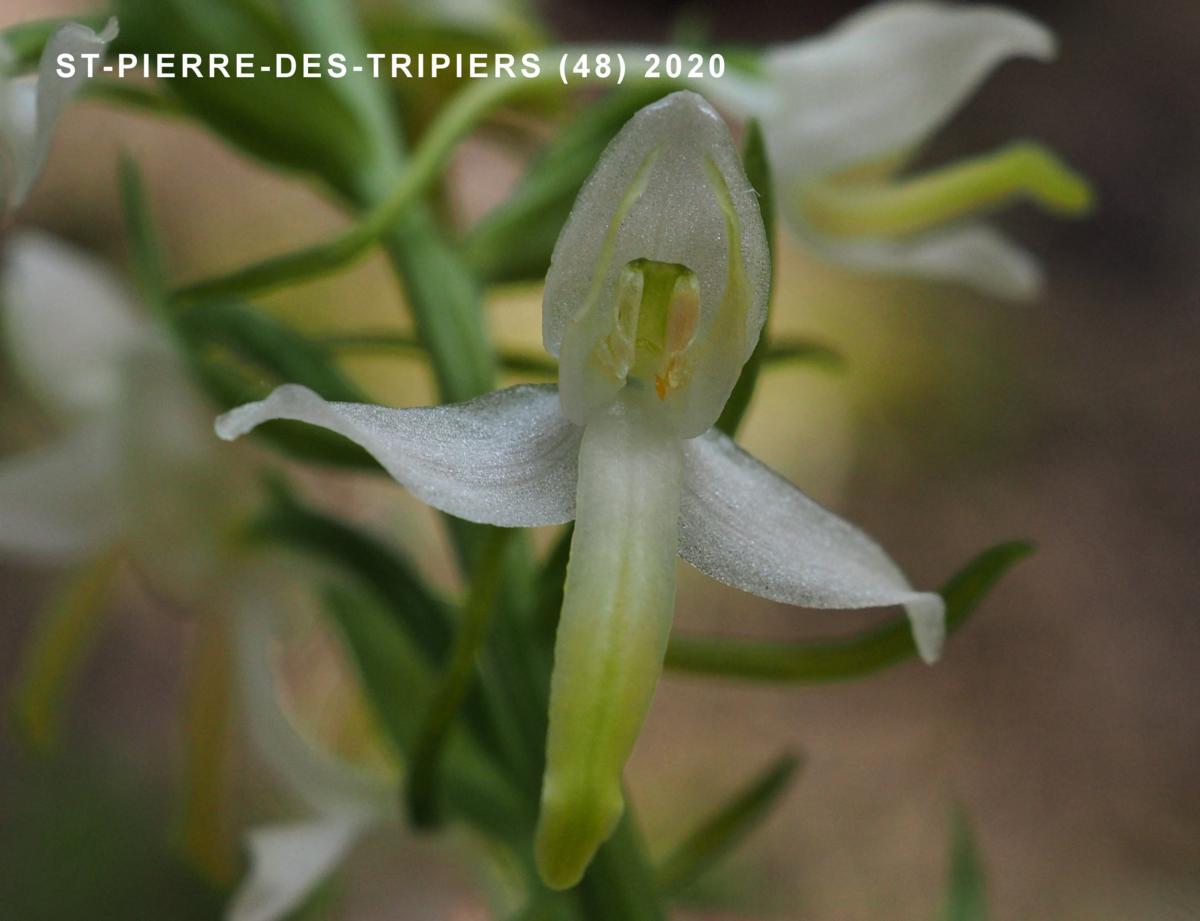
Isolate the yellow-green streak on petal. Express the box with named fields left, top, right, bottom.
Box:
left=177, top=615, right=238, bottom=887
left=536, top=391, right=683, bottom=890
left=580, top=148, right=660, bottom=329
left=11, top=549, right=121, bottom=753
left=798, top=142, right=1095, bottom=239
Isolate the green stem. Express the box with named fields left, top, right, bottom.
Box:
left=174, top=72, right=561, bottom=303
left=406, top=528, right=513, bottom=827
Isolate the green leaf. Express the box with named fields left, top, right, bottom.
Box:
left=664, top=541, right=1034, bottom=683
left=380, top=215, right=500, bottom=402
left=321, top=583, right=529, bottom=844
left=248, top=482, right=453, bottom=665
left=178, top=300, right=363, bottom=402
left=406, top=528, right=513, bottom=827
left=120, top=168, right=377, bottom=470
left=280, top=0, right=504, bottom=409
left=363, top=10, right=548, bottom=142
left=248, top=484, right=520, bottom=774
left=716, top=119, right=774, bottom=437
left=940, top=810, right=988, bottom=921
left=657, top=752, right=801, bottom=896
left=762, top=338, right=845, bottom=372
left=461, top=83, right=672, bottom=285
left=171, top=73, right=555, bottom=309
left=320, top=583, right=432, bottom=754
left=322, top=331, right=558, bottom=378
left=113, top=0, right=368, bottom=185
left=119, top=156, right=169, bottom=312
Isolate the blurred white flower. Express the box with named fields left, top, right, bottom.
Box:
left=215, top=92, right=944, bottom=889
left=0, top=234, right=396, bottom=921
left=0, top=231, right=248, bottom=602
left=0, top=18, right=117, bottom=214
left=707, top=1, right=1093, bottom=298
left=227, top=594, right=396, bottom=921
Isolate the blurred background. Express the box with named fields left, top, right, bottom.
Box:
left=1, top=0, right=1197, bottom=919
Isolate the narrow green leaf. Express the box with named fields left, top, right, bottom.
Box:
left=665, top=541, right=1034, bottom=683
left=113, top=0, right=368, bottom=186
left=175, top=221, right=377, bottom=304
left=657, top=752, right=801, bottom=896
left=321, top=332, right=557, bottom=378
left=119, top=171, right=376, bottom=469
left=118, top=156, right=168, bottom=311
left=320, top=582, right=431, bottom=754
left=178, top=300, right=363, bottom=402
left=320, top=583, right=530, bottom=845
left=248, top=483, right=519, bottom=774
left=762, top=338, right=845, bottom=372
left=406, top=528, right=513, bottom=827
left=462, top=83, right=671, bottom=285
left=172, top=72, right=554, bottom=322
left=940, top=810, right=988, bottom=921
left=247, top=482, right=452, bottom=665
left=716, top=119, right=774, bottom=437
left=378, top=213, right=499, bottom=407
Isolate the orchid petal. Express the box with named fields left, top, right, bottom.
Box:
left=227, top=818, right=364, bottom=921
left=678, top=428, right=945, bottom=663
left=2, top=231, right=144, bottom=418
left=0, top=421, right=122, bottom=561
left=536, top=391, right=683, bottom=888
left=228, top=597, right=392, bottom=921
left=216, top=383, right=580, bottom=527
left=805, top=221, right=1042, bottom=301
left=544, top=91, right=770, bottom=436
left=761, top=3, right=1054, bottom=178
left=232, top=604, right=397, bottom=822
left=0, top=18, right=118, bottom=211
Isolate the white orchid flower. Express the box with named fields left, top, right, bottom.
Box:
left=1, top=234, right=392, bottom=920
left=706, top=2, right=1093, bottom=299
left=0, top=231, right=250, bottom=602
left=215, top=91, right=944, bottom=889
left=228, top=595, right=397, bottom=921
left=0, top=18, right=117, bottom=214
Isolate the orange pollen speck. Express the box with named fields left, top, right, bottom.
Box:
left=655, top=376, right=667, bottom=399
